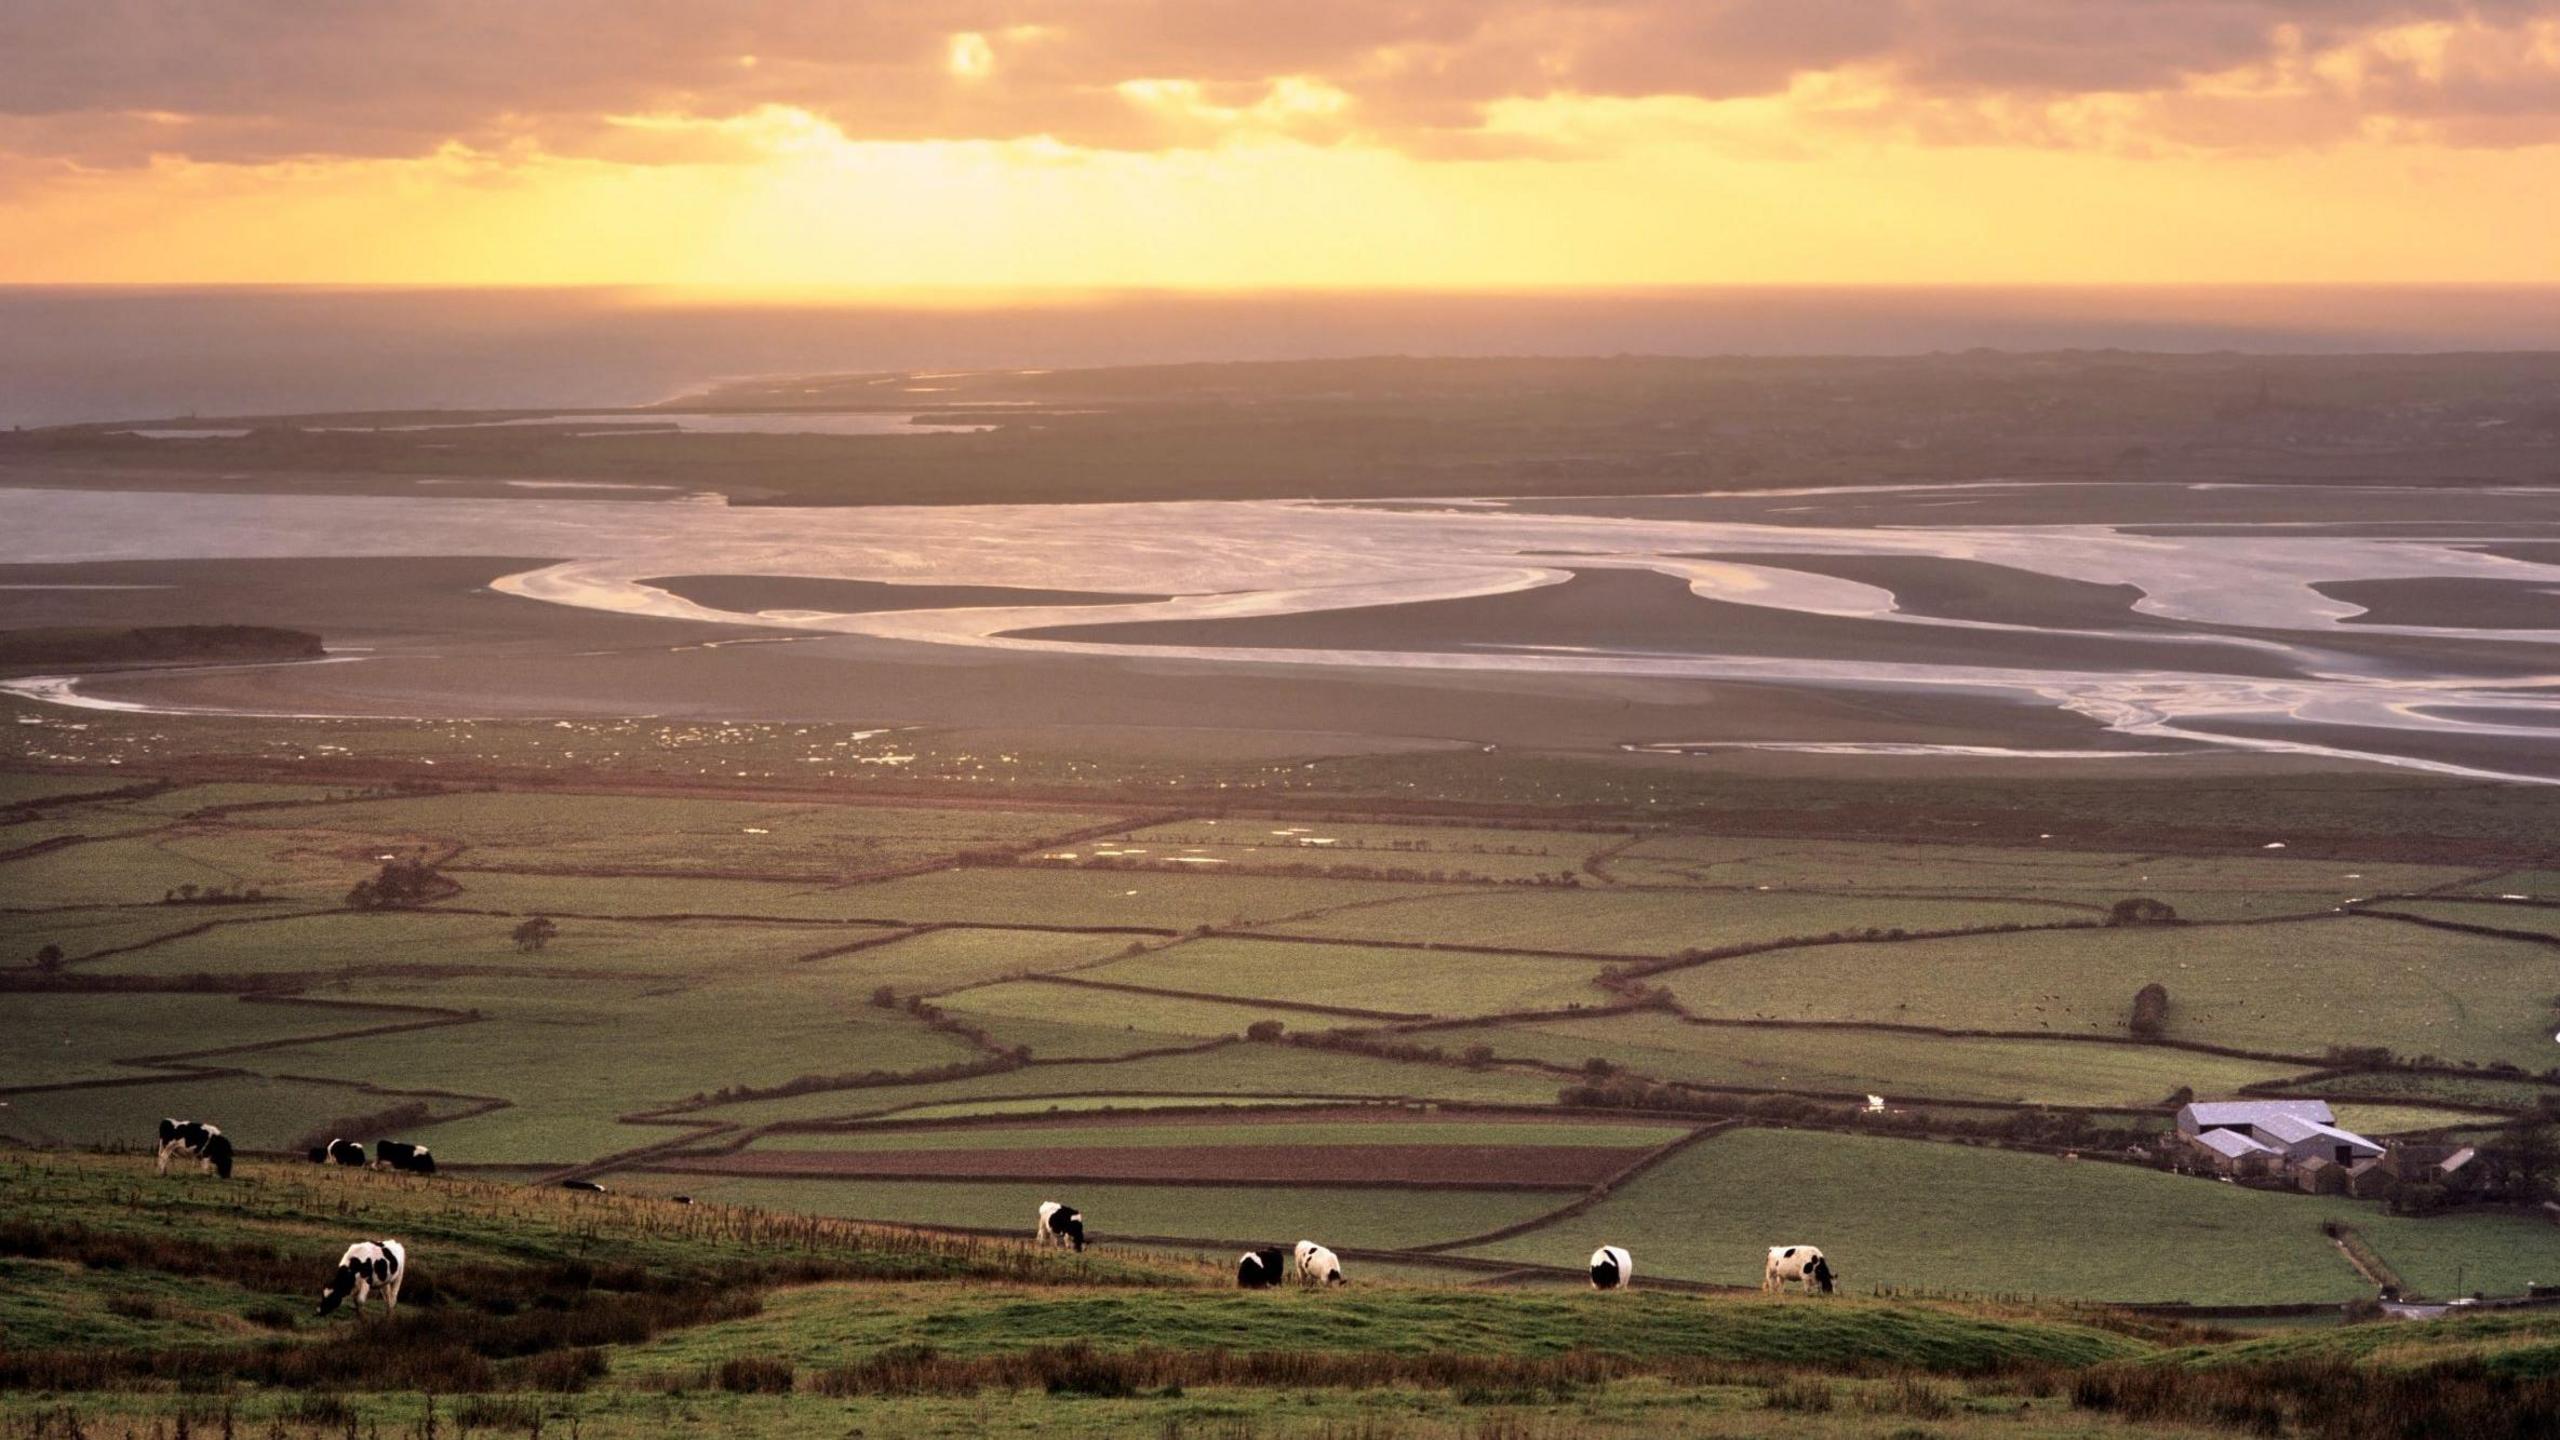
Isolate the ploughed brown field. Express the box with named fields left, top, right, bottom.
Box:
left=646, top=1143, right=1637, bottom=1188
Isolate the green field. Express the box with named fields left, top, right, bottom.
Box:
left=1661, top=916, right=2560, bottom=1067
left=1106, top=818, right=1625, bottom=880
left=2280, top=1069, right=2560, bottom=1110
left=934, top=978, right=1293, bottom=1055
left=686, top=1043, right=1572, bottom=1128
left=6, top=774, right=2555, bottom=1326
left=14, top=1147, right=2346, bottom=1440
left=1459, top=1129, right=2560, bottom=1304
left=1, top=902, right=304, bottom=967
left=0, top=1072, right=486, bottom=1151
left=1269, top=887, right=2084, bottom=954
left=1612, top=837, right=2462, bottom=920
left=0, top=991, right=443, bottom=1087
left=0, top=831, right=343, bottom=906
left=234, top=973, right=983, bottom=1163
left=1416, top=1012, right=2304, bottom=1107
left=847, top=867, right=1458, bottom=929
left=602, top=1172, right=1567, bottom=1251
left=223, top=790, right=1125, bottom=877
left=801, top=925, right=1137, bottom=995
left=76, top=908, right=892, bottom=978
left=2372, top=898, right=2560, bottom=939
left=1077, top=935, right=1615, bottom=1017
left=743, top=1115, right=1694, bottom=1153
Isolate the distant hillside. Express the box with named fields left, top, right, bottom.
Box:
left=0, top=625, right=323, bottom=669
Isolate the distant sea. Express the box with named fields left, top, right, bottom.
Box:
left=8, top=284, right=2560, bottom=428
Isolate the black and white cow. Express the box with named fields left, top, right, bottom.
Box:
left=156, top=1118, right=233, bottom=1178
left=375, top=1140, right=436, bottom=1175
left=316, top=1239, right=406, bottom=1318
left=1589, top=1245, right=1633, bottom=1291
left=1294, top=1239, right=1345, bottom=1287
left=1236, top=1246, right=1290, bottom=1289
left=309, top=1138, right=367, bottom=1166
left=1035, top=1200, right=1086, bottom=1252
left=560, top=1179, right=607, bottom=1193
left=1763, top=1245, right=1835, bottom=1295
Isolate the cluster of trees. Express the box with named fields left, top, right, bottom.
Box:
left=160, top=882, right=268, bottom=906
left=345, top=856, right=456, bottom=910
left=2106, top=897, right=2181, bottom=926
left=866, top=987, right=1030, bottom=1065
left=2127, top=982, right=2171, bottom=1038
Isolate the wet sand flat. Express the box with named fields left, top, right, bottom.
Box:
left=0, top=557, right=795, bottom=652
left=2314, top=576, right=2560, bottom=630
left=47, top=623, right=2117, bottom=752
left=1018, top=568, right=2309, bottom=679
left=645, top=574, right=1169, bottom=614
left=1687, top=552, right=2160, bottom=630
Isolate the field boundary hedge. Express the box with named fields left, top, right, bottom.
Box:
left=1409, top=1119, right=1742, bottom=1253
left=1021, top=973, right=1428, bottom=1022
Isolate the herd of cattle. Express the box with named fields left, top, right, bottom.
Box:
left=150, top=1120, right=1841, bottom=1313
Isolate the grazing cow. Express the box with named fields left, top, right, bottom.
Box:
left=671, top=1195, right=695, bottom=1206
left=1035, top=1200, right=1086, bottom=1252
left=1294, top=1240, right=1346, bottom=1287
left=560, top=1179, right=607, bottom=1193
left=374, top=1140, right=436, bottom=1175
left=156, top=1118, right=233, bottom=1178
left=1236, top=1246, right=1290, bottom=1289
left=309, top=1139, right=367, bottom=1167
left=1763, top=1245, right=1836, bottom=1295
left=316, top=1239, right=406, bottom=1319
left=1589, top=1245, right=1633, bottom=1291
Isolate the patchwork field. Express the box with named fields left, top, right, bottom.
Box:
left=1265, top=887, right=2085, bottom=954
left=1660, top=915, right=2560, bottom=1067
left=1411, top=1012, right=2303, bottom=1107
left=1072, top=936, right=1615, bottom=1017
left=1456, top=1129, right=2560, bottom=1305
left=6, top=775, right=2557, bottom=1312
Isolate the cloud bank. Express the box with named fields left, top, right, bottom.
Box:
left=5, top=1, right=2558, bottom=168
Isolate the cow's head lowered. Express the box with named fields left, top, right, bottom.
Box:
left=1811, top=1256, right=1836, bottom=1293
left=316, top=1249, right=389, bottom=1316
left=204, top=1133, right=234, bottom=1179
left=315, top=1259, right=360, bottom=1316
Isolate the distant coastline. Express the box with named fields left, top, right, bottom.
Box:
left=12, top=284, right=2560, bottom=428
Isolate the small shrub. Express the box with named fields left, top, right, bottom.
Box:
left=715, top=1356, right=794, bottom=1394
left=1870, top=1376, right=1955, bottom=1420
left=1763, top=1377, right=1834, bottom=1412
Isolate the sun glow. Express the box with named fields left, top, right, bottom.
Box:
left=5, top=5, right=2559, bottom=288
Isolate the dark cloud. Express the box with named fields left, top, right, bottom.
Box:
left=1, top=1, right=2555, bottom=166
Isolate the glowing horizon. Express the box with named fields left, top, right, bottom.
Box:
left=6, top=4, right=2560, bottom=288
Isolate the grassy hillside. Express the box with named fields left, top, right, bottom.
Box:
left=6, top=1148, right=2556, bottom=1439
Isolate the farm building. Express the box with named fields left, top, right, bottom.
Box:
left=2190, top=1126, right=2279, bottom=1176
left=2382, top=1143, right=2485, bottom=1193
left=2175, top=1098, right=2385, bottom=1180
left=2345, top=1158, right=2396, bottom=1200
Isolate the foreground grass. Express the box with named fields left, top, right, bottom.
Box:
left=0, top=1382, right=2236, bottom=1440
left=7, top=1149, right=2559, bottom=1440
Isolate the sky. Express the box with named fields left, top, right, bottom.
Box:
left=4, top=2, right=2560, bottom=287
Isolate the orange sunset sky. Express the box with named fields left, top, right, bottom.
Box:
left=4, top=1, right=2558, bottom=287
